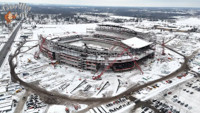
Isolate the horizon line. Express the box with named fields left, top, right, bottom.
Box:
left=0, top=2, right=200, bottom=9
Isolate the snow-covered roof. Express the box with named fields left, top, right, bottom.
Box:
left=121, top=37, right=152, bottom=49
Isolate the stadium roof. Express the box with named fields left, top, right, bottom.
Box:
left=121, top=37, right=152, bottom=49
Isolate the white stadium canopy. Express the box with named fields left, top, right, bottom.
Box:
left=121, top=37, right=152, bottom=49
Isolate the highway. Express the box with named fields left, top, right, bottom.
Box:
left=0, top=22, right=21, bottom=68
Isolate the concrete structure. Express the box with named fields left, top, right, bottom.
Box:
left=38, top=24, right=155, bottom=72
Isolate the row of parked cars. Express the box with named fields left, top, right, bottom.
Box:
left=26, top=94, right=46, bottom=110
left=106, top=97, right=127, bottom=107
left=185, top=79, right=200, bottom=92
left=171, top=95, right=192, bottom=110
left=151, top=99, right=180, bottom=113
left=108, top=101, right=131, bottom=113
left=182, top=89, right=194, bottom=94
left=105, top=97, right=132, bottom=113
left=141, top=106, right=153, bottom=113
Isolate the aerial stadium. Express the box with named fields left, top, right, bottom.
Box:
left=37, top=24, right=155, bottom=72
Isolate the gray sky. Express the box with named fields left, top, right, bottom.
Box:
left=3, top=0, right=200, bottom=7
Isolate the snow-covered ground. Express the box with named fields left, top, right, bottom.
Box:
left=189, top=52, right=200, bottom=73
left=176, top=17, right=200, bottom=26
left=0, top=15, right=200, bottom=113
left=10, top=23, right=184, bottom=113
left=166, top=32, right=200, bottom=56
left=148, top=77, right=200, bottom=113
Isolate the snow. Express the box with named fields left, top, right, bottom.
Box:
left=151, top=77, right=200, bottom=113
left=110, top=16, right=135, bottom=20
left=69, top=41, right=85, bottom=47
left=69, top=41, right=110, bottom=51
left=47, top=105, right=66, bottom=113
left=166, top=33, right=200, bottom=56
left=121, top=37, right=153, bottom=49
left=189, top=52, right=200, bottom=73
left=0, top=105, right=12, bottom=111
left=36, top=24, right=97, bottom=36
left=11, top=22, right=185, bottom=113
left=176, top=17, right=200, bottom=26
left=140, top=74, right=194, bottom=101
left=1, top=13, right=200, bottom=113
left=100, top=22, right=121, bottom=26
left=0, top=86, right=6, bottom=93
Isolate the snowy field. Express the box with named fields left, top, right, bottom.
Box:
left=166, top=33, right=200, bottom=56
left=0, top=16, right=200, bottom=113
left=176, top=17, right=200, bottom=26
left=10, top=23, right=185, bottom=113
left=189, top=53, right=200, bottom=73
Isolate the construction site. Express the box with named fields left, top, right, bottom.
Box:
left=37, top=24, right=155, bottom=78
left=1, top=3, right=200, bottom=113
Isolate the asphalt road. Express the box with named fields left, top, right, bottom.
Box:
left=0, top=22, right=21, bottom=68
left=9, top=42, right=190, bottom=113
left=15, top=91, right=30, bottom=113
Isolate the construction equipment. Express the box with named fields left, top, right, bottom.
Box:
left=27, top=58, right=31, bottom=63
left=92, top=45, right=143, bottom=80
left=65, top=107, right=69, bottom=113
left=34, top=35, right=54, bottom=61
left=34, top=35, right=46, bottom=59
left=83, top=84, right=92, bottom=91
left=92, top=47, right=130, bottom=80
left=116, top=79, right=123, bottom=93
left=16, top=89, right=22, bottom=93
left=70, top=79, right=87, bottom=93
left=97, top=81, right=110, bottom=95
left=49, top=61, right=59, bottom=67
left=73, top=104, right=81, bottom=110
left=121, top=47, right=143, bottom=74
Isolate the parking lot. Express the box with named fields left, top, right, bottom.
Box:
left=24, top=94, right=46, bottom=112
left=150, top=76, right=200, bottom=113
left=105, top=96, right=134, bottom=113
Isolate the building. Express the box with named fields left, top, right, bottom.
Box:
left=38, top=24, right=155, bottom=72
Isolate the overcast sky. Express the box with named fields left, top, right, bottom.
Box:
left=2, top=0, right=200, bottom=7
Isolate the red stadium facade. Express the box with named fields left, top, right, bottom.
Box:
left=38, top=24, right=155, bottom=72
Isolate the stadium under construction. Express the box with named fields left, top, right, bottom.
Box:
left=37, top=24, right=155, bottom=72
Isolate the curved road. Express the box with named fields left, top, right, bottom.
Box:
left=9, top=44, right=190, bottom=110
left=8, top=28, right=199, bottom=113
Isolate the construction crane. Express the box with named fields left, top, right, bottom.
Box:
left=93, top=45, right=144, bottom=80
left=121, top=47, right=143, bottom=74
left=34, top=35, right=54, bottom=61
left=92, top=47, right=130, bottom=80
left=34, top=35, right=46, bottom=59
